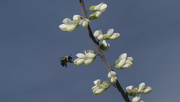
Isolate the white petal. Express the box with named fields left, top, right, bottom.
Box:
left=76, top=53, right=85, bottom=58
left=126, top=85, right=133, bottom=90
left=74, top=58, right=85, bottom=65
left=94, top=3, right=103, bottom=10
left=110, top=78, right=114, bottom=83
left=95, top=11, right=102, bottom=18
left=118, top=59, right=126, bottom=68
left=100, top=3, right=107, bottom=12
left=123, top=64, right=130, bottom=68
left=63, top=18, right=71, bottom=24
left=119, top=53, right=127, bottom=59
left=85, top=53, right=96, bottom=58
left=73, top=15, right=81, bottom=20
left=107, top=71, right=112, bottom=78
left=109, top=33, right=120, bottom=40
left=94, top=79, right=101, bottom=86
left=138, top=82, right=145, bottom=91
left=110, top=71, right=116, bottom=76
left=66, top=25, right=76, bottom=32
left=82, top=21, right=88, bottom=28
left=94, top=89, right=104, bottom=94
left=94, top=30, right=100, bottom=37
left=143, top=87, right=152, bottom=93
left=127, top=57, right=133, bottom=61
left=84, top=59, right=93, bottom=65
left=107, top=28, right=114, bottom=38
left=132, top=96, right=141, bottom=102
left=59, top=24, right=67, bottom=31
left=97, top=34, right=104, bottom=40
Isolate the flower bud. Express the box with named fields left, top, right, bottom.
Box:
left=63, top=18, right=71, bottom=24
left=85, top=53, right=96, bottom=59
left=132, top=96, right=141, bottom=102
left=90, top=2, right=107, bottom=12
left=109, top=33, right=120, bottom=40
left=92, top=79, right=110, bottom=95
left=107, top=29, right=114, bottom=38
left=143, top=86, right=152, bottom=94
left=94, top=79, right=101, bottom=86
left=66, top=24, right=77, bottom=32
left=90, top=11, right=102, bottom=19
left=94, top=30, right=100, bottom=37
left=84, top=59, right=93, bottom=65
left=107, top=71, right=117, bottom=83
left=99, top=40, right=110, bottom=51
left=74, top=58, right=84, bottom=65
left=79, top=18, right=90, bottom=28
left=59, top=24, right=68, bottom=31
left=138, top=82, right=145, bottom=92
left=76, top=53, right=86, bottom=59
left=73, top=15, right=82, bottom=21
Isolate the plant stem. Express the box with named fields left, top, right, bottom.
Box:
left=79, top=0, right=130, bottom=102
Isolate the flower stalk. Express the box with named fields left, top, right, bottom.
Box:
left=79, top=0, right=130, bottom=102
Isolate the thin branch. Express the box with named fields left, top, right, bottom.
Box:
left=79, top=0, right=130, bottom=102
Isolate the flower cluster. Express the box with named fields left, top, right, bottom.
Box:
left=89, top=2, right=107, bottom=19
left=74, top=50, right=96, bottom=66
left=91, top=79, right=110, bottom=95
left=126, top=82, right=152, bottom=101
left=59, top=15, right=90, bottom=32
left=115, top=53, right=133, bottom=69
left=107, top=71, right=117, bottom=84
left=94, top=29, right=120, bottom=51
left=94, top=29, right=120, bottom=40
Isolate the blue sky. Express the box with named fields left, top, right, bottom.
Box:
left=0, top=0, right=180, bottom=102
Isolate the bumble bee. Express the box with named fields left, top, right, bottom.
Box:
left=60, top=55, right=73, bottom=67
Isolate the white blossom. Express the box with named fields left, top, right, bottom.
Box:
left=116, top=53, right=133, bottom=69
left=107, top=71, right=117, bottom=83
left=132, top=96, right=141, bottom=102
left=138, top=82, right=145, bottom=92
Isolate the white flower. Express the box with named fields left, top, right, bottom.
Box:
left=132, top=96, right=141, bottom=102
left=84, top=58, right=94, bottom=65
left=126, top=85, right=134, bottom=92
left=99, top=40, right=110, bottom=51
left=66, top=24, right=77, bottom=32
left=94, top=30, right=101, bottom=37
left=63, top=18, right=71, bottom=24
left=93, top=30, right=104, bottom=40
left=85, top=53, right=96, bottom=59
left=138, top=82, right=145, bottom=92
left=74, top=50, right=96, bottom=66
left=109, top=33, right=120, bottom=40
left=94, top=2, right=107, bottom=12
left=95, top=11, right=102, bottom=18
left=105, top=29, right=120, bottom=40
left=92, top=79, right=110, bottom=95
left=94, top=79, right=101, bottom=86
left=143, top=86, right=152, bottom=94
left=90, top=11, right=102, bottom=19
left=73, top=15, right=82, bottom=21
left=107, top=71, right=117, bottom=83
left=76, top=53, right=86, bottom=59
left=116, top=53, right=133, bottom=69
left=79, top=18, right=90, bottom=28
left=59, top=24, right=68, bottom=31
left=59, top=18, right=78, bottom=32
left=74, top=58, right=85, bottom=65
left=107, top=29, right=114, bottom=38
